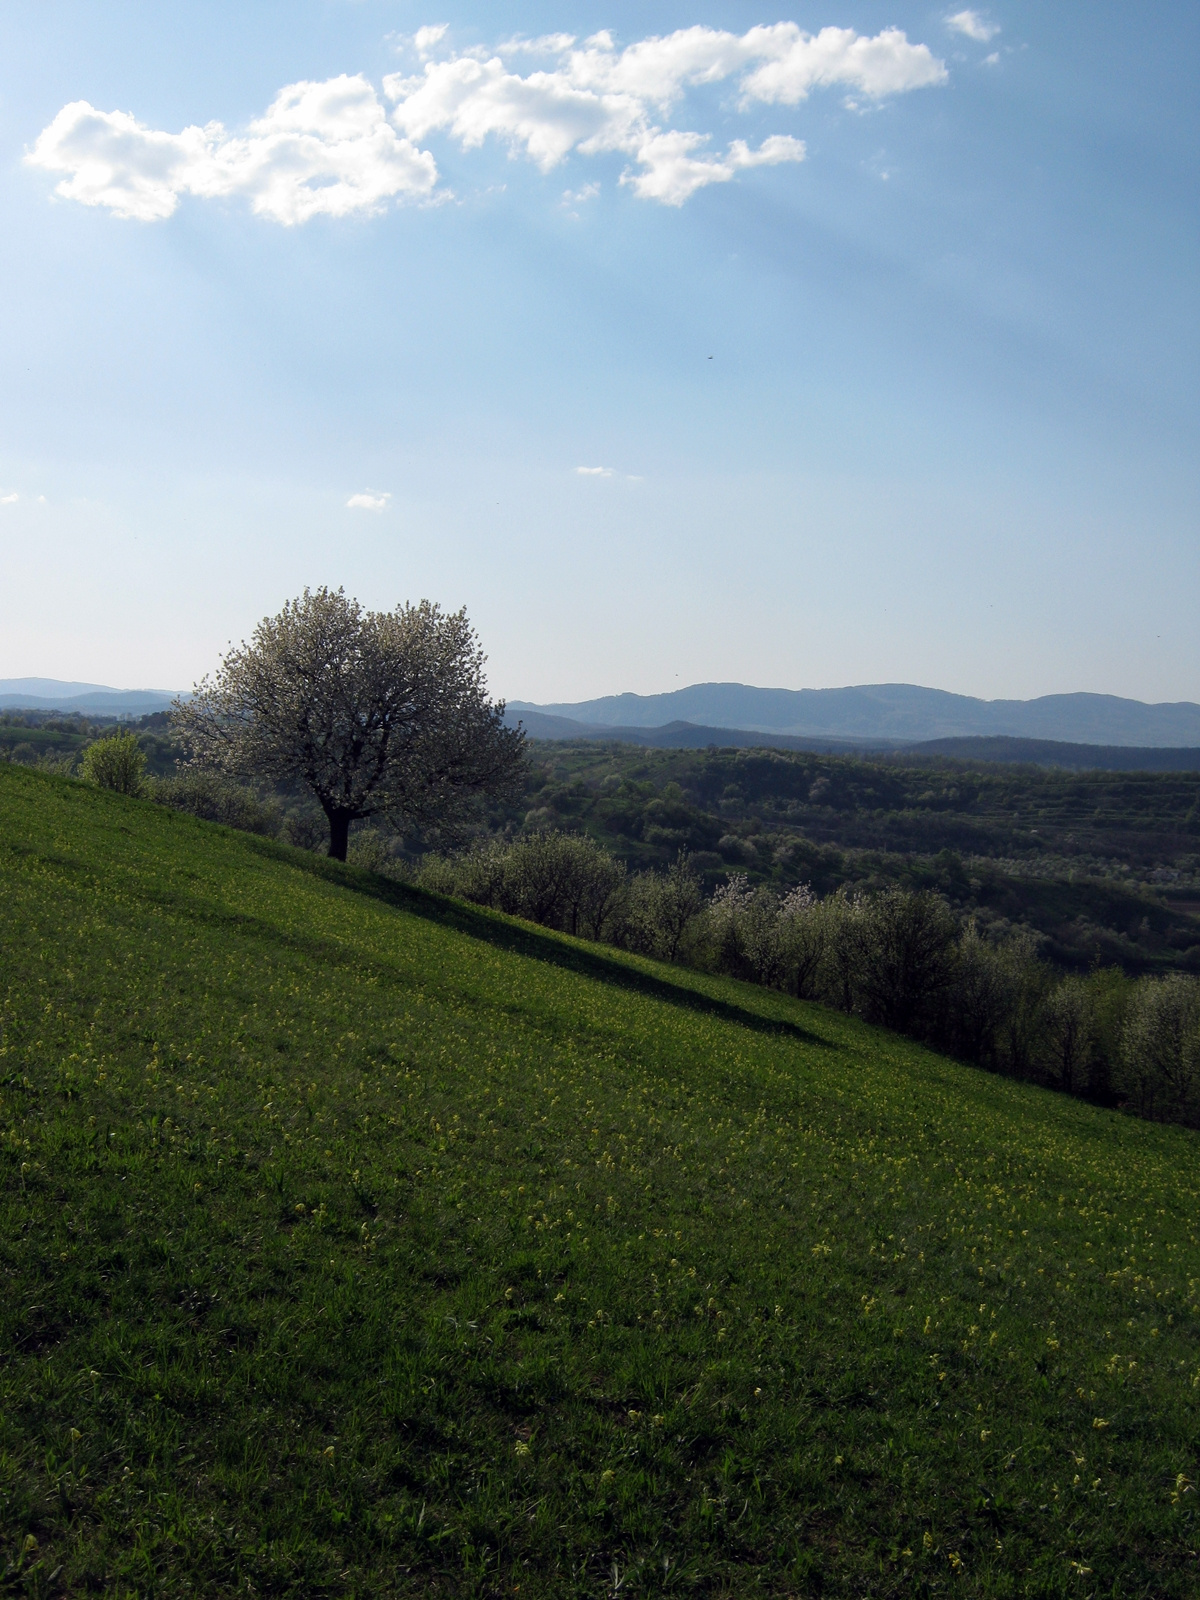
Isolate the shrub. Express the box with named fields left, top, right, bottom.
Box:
left=1044, top=976, right=1097, bottom=1094
left=631, top=853, right=705, bottom=962
left=412, top=851, right=463, bottom=897
left=707, top=875, right=800, bottom=989
left=817, top=889, right=866, bottom=1014
left=81, top=731, right=146, bottom=796
left=153, top=772, right=280, bottom=836
left=346, top=827, right=400, bottom=875
left=943, top=922, right=1021, bottom=1070
left=776, top=883, right=824, bottom=999
left=1117, top=975, right=1200, bottom=1121
left=281, top=811, right=329, bottom=852
left=853, top=888, right=957, bottom=1034
left=417, top=833, right=626, bottom=940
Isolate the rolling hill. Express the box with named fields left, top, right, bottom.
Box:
left=0, top=677, right=179, bottom=716
left=2, top=764, right=1199, bottom=1594
left=511, top=682, right=1200, bottom=748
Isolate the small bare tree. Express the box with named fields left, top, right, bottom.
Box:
left=174, top=588, right=526, bottom=860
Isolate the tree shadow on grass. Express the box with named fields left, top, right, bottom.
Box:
left=254, top=840, right=833, bottom=1049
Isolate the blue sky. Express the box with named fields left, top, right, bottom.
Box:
left=0, top=2, right=1196, bottom=704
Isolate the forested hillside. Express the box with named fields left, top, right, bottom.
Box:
left=492, top=743, right=1200, bottom=974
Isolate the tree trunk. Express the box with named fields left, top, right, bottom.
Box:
left=327, top=810, right=352, bottom=862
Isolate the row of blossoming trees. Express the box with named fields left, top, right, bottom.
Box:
left=418, top=829, right=1200, bottom=1128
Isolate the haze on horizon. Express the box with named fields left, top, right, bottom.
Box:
left=0, top=3, right=1195, bottom=708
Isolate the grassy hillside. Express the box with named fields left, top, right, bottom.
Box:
left=2, top=766, right=1199, bottom=1597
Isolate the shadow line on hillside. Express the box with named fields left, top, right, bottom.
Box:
left=258, top=841, right=831, bottom=1049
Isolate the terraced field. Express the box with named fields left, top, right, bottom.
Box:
left=2, top=764, right=1198, bottom=1596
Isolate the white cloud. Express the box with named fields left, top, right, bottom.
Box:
left=27, top=75, right=437, bottom=223
left=414, top=24, right=449, bottom=57
left=0, top=492, right=18, bottom=504
left=384, top=23, right=937, bottom=200
left=575, top=466, right=613, bottom=476
left=625, top=131, right=805, bottom=205
left=498, top=34, right=577, bottom=57
left=739, top=25, right=947, bottom=104
left=346, top=490, right=391, bottom=510
left=946, top=11, right=1000, bottom=44
left=31, top=22, right=946, bottom=220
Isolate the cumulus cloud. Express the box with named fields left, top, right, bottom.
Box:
left=30, top=22, right=946, bottom=220
left=575, top=466, right=613, bottom=476
left=384, top=23, right=940, bottom=200
left=0, top=492, right=18, bottom=505
left=346, top=491, right=392, bottom=510
left=27, top=75, right=436, bottom=223
left=624, top=131, right=805, bottom=205
left=414, top=24, right=449, bottom=56
left=946, top=11, right=1000, bottom=43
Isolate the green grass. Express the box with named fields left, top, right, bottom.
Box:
left=2, top=765, right=1199, bottom=1598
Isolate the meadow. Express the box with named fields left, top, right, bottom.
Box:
left=2, top=762, right=1200, bottom=1597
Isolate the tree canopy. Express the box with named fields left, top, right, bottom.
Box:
left=174, top=588, right=525, bottom=859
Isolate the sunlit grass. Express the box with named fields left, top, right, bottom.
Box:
left=2, top=764, right=1199, bottom=1596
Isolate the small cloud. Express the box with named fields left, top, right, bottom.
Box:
left=984, top=51, right=1001, bottom=65
left=575, top=466, right=613, bottom=477
left=562, top=182, right=599, bottom=206
left=346, top=491, right=391, bottom=511
left=946, top=10, right=1000, bottom=43
left=0, top=492, right=18, bottom=505
left=414, top=24, right=449, bottom=57
left=498, top=33, right=575, bottom=56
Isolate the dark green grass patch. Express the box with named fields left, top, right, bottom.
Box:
left=2, top=764, right=1199, bottom=1597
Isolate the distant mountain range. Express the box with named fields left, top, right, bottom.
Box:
left=508, top=682, right=1200, bottom=749
left=0, top=678, right=180, bottom=716
left=8, top=676, right=1200, bottom=766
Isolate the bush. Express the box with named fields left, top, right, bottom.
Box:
left=420, top=832, right=627, bottom=940
left=943, top=922, right=1023, bottom=1071
left=706, top=875, right=816, bottom=990
left=153, top=772, right=280, bottom=837
left=776, top=884, right=824, bottom=999
left=817, top=889, right=866, bottom=1014
left=281, top=811, right=329, bottom=852
left=413, top=852, right=463, bottom=897
left=81, top=732, right=146, bottom=796
left=1117, top=975, right=1200, bottom=1121
left=852, top=889, right=957, bottom=1034
left=618, top=854, right=704, bottom=962
left=1044, top=976, right=1097, bottom=1094
left=346, top=827, right=402, bottom=875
